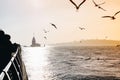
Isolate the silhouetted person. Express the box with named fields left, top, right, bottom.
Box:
left=0, top=30, right=19, bottom=73
left=12, top=43, right=20, bottom=52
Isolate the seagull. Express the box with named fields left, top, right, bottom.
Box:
left=92, top=0, right=106, bottom=11
left=102, top=11, right=120, bottom=20
left=43, top=29, right=49, bottom=33
left=69, top=0, right=86, bottom=10
left=105, top=36, right=108, bottom=39
left=50, top=23, right=57, bottom=29
left=44, top=36, right=47, bottom=40
left=79, top=27, right=85, bottom=30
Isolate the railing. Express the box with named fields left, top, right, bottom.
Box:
left=0, top=47, right=27, bottom=80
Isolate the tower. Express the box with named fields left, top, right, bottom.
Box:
left=31, top=36, right=40, bottom=47
left=32, top=37, right=36, bottom=45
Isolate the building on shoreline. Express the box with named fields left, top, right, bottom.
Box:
left=31, top=36, right=40, bottom=47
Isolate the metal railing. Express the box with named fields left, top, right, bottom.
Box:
left=0, top=47, right=24, bottom=80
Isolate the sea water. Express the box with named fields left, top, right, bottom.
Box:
left=22, top=46, right=120, bottom=80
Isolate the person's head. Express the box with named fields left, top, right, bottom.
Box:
left=0, top=30, right=5, bottom=36
left=5, top=34, right=11, bottom=40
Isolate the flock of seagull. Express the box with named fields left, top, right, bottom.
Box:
left=43, top=23, right=57, bottom=40
left=42, top=0, right=120, bottom=43
left=70, top=0, right=106, bottom=11
left=69, top=0, right=120, bottom=20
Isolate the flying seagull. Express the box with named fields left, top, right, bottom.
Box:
left=44, top=36, right=47, bottom=40
left=50, top=23, right=57, bottom=29
left=69, top=0, right=86, bottom=10
left=102, top=11, right=120, bottom=20
left=79, top=27, right=85, bottom=30
left=43, top=29, right=49, bottom=33
left=92, top=0, right=106, bottom=11
left=105, top=36, right=108, bottom=39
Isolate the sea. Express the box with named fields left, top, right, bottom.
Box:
left=22, top=46, right=120, bottom=80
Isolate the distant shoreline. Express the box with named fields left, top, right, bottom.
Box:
left=50, top=39, right=120, bottom=47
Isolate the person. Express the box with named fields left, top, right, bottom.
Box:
left=0, top=30, right=19, bottom=73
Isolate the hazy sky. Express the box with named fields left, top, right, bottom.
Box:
left=0, top=0, right=120, bottom=45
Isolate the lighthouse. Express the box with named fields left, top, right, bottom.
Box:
left=31, top=36, right=40, bottom=47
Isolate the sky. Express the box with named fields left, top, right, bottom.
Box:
left=0, top=0, right=120, bottom=46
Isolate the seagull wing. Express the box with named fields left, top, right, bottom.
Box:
left=99, top=6, right=106, bottom=11
left=81, top=28, right=85, bottom=30
left=114, top=11, right=120, bottom=16
left=79, top=27, right=85, bottom=30
left=43, top=29, right=47, bottom=33
left=44, top=36, right=47, bottom=39
left=69, top=0, right=78, bottom=8
left=92, top=0, right=97, bottom=6
left=102, top=16, right=112, bottom=18
left=50, top=23, right=57, bottom=29
left=79, top=27, right=82, bottom=29
left=78, top=0, right=86, bottom=8
left=83, top=28, right=85, bottom=30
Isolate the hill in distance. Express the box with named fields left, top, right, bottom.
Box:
left=53, top=39, right=120, bottom=46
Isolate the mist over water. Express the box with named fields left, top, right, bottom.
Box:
left=22, top=46, right=120, bottom=80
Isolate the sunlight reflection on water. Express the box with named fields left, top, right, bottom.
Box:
left=22, top=46, right=120, bottom=80
left=22, top=47, right=52, bottom=80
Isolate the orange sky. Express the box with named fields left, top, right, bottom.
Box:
left=0, top=0, right=120, bottom=45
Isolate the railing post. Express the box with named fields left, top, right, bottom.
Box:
left=0, top=47, right=28, bottom=80
left=14, top=57, right=23, bottom=80
left=11, top=57, right=21, bottom=80
left=2, top=71, right=11, bottom=80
